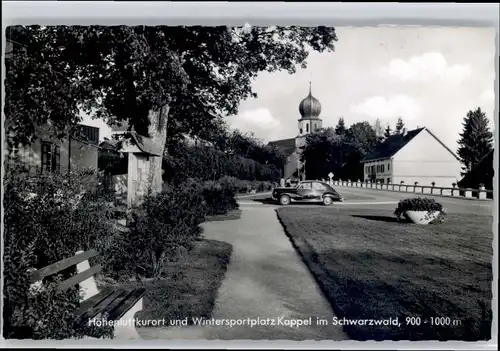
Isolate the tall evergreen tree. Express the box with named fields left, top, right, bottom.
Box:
left=335, top=117, right=346, bottom=136
left=384, top=124, right=392, bottom=138
left=395, top=117, right=405, bottom=135
left=457, top=107, right=493, bottom=172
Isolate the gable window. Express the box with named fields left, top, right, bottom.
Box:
left=41, top=142, right=61, bottom=173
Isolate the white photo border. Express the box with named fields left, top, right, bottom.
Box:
left=1, top=1, right=498, bottom=349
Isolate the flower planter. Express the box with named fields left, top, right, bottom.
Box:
left=404, top=210, right=441, bottom=225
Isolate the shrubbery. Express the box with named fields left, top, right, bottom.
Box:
left=218, top=176, right=275, bottom=194
left=119, top=179, right=207, bottom=279
left=394, top=197, right=446, bottom=221
left=3, top=166, right=115, bottom=339
left=163, top=141, right=282, bottom=184
left=203, top=180, right=239, bottom=216
left=4, top=156, right=245, bottom=339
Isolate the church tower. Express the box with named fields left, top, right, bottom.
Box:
left=295, top=82, right=323, bottom=150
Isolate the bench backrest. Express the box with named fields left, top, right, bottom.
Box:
left=29, top=249, right=101, bottom=292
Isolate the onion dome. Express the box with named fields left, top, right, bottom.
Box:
left=298, top=82, right=322, bottom=119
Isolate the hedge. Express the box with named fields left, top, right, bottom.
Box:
left=162, top=142, right=282, bottom=184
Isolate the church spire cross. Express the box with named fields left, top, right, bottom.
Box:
left=308, top=72, right=313, bottom=95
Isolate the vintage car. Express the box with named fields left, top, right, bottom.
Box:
left=272, top=180, right=344, bottom=206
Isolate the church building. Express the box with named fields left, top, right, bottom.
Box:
left=268, top=83, right=323, bottom=182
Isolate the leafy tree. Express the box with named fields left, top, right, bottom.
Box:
left=457, top=107, right=493, bottom=173
left=302, top=128, right=344, bottom=180
left=6, top=25, right=338, bottom=194
left=395, top=117, right=405, bottom=135
left=342, top=122, right=378, bottom=180
left=335, top=117, right=346, bottom=136
left=384, top=124, right=393, bottom=138
left=302, top=122, right=379, bottom=181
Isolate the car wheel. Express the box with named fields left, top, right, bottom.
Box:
left=323, top=196, right=333, bottom=206
left=280, top=195, right=291, bottom=205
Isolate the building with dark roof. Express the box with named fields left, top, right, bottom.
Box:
left=267, top=83, right=323, bottom=181
left=361, top=127, right=462, bottom=187
left=458, top=149, right=494, bottom=194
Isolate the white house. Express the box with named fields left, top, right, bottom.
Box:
left=361, top=127, right=462, bottom=187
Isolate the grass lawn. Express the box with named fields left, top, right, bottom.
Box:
left=276, top=206, right=493, bottom=341
left=206, top=209, right=242, bottom=222
left=101, top=239, right=232, bottom=326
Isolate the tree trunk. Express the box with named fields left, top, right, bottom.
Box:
left=146, top=104, right=170, bottom=196
left=150, top=250, right=166, bottom=280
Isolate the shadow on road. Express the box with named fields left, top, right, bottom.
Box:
left=251, top=198, right=327, bottom=206
left=350, top=214, right=402, bottom=223
left=252, top=198, right=276, bottom=205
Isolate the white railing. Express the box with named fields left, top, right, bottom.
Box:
left=330, top=180, right=493, bottom=200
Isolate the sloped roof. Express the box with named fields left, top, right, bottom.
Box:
left=268, top=138, right=296, bottom=157
left=99, top=139, right=120, bottom=150
left=362, top=128, right=425, bottom=162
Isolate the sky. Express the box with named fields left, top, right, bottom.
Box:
left=82, top=26, right=496, bottom=153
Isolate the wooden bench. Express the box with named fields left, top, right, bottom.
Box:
left=29, top=249, right=146, bottom=339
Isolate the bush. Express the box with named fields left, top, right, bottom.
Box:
left=3, top=166, right=115, bottom=339
left=203, top=180, right=239, bottom=216
left=394, top=197, right=446, bottom=220
left=162, top=142, right=282, bottom=184
left=218, top=176, right=274, bottom=194
left=123, top=179, right=207, bottom=279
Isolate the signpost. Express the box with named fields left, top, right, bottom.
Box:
left=328, top=172, right=334, bottom=185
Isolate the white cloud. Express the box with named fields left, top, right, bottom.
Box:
left=480, top=89, right=495, bottom=102
left=350, top=95, right=422, bottom=122
left=230, top=108, right=284, bottom=141
left=379, top=52, right=472, bottom=83
left=232, top=108, right=281, bottom=130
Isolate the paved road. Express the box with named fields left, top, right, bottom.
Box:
left=239, top=187, right=494, bottom=216
left=139, top=197, right=348, bottom=340
left=334, top=186, right=494, bottom=216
